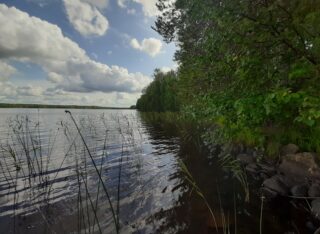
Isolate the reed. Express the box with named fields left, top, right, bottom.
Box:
left=219, top=154, right=250, bottom=202
left=0, top=112, right=143, bottom=233
left=178, top=159, right=219, bottom=233
left=65, top=110, right=119, bottom=233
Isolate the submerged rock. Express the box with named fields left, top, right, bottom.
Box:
left=312, top=199, right=320, bottom=218
left=263, top=175, right=289, bottom=197
left=290, top=184, right=308, bottom=197
left=314, top=227, right=320, bottom=234
left=281, top=144, right=299, bottom=155
left=309, top=183, right=320, bottom=197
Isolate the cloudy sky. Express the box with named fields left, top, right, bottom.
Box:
left=0, top=0, right=176, bottom=107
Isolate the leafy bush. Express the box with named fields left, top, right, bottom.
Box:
left=146, top=0, right=320, bottom=155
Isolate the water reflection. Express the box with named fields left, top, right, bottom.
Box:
left=0, top=109, right=186, bottom=233
left=0, top=109, right=317, bottom=234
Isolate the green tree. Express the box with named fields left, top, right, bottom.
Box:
left=152, top=0, right=320, bottom=153
left=136, top=69, right=180, bottom=112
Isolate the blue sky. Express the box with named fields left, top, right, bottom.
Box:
left=0, top=0, right=177, bottom=107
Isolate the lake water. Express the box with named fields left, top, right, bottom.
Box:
left=0, top=109, right=316, bottom=233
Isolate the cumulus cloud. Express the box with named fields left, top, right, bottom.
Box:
left=0, top=61, right=16, bottom=81
left=160, top=62, right=179, bottom=73
left=81, top=0, right=109, bottom=9
left=0, top=5, right=86, bottom=61
left=133, top=0, right=158, bottom=17
left=63, top=0, right=109, bottom=36
left=0, top=81, right=45, bottom=100
left=130, top=37, right=162, bottom=57
left=118, top=0, right=158, bottom=17
left=16, top=85, right=44, bottom=96
left=47, top=72, right=64, bottom=83
left=0, top=4, right=151, bottom=97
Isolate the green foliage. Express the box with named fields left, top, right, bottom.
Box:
left=150, top=0, right=320, bottom=155
left=136, top=69, right=180, bottom=112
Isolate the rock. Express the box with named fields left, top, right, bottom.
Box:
left=279, top=152, right=320, bottom=181
left=258, top=163, right=276, bottom=176
left=312, top=199, right=320, bottom=218
left=284, top=152, right=319, bottom=169
left=262, top=187, right=279, bottom=198
left=281, top=144, right=299, bottom=155
left=306, top=221, right=317, bottom=232
left=245, top=163, right=260, bottom=174
left=259, top=172, right=269, bottom=180
left=290, top=184, right=308, bottom=197
left=263, top=175, right=289, bottom=196
left=309, top=183, right=320, bottom=197
left=237, top=153, right=254, bottom=165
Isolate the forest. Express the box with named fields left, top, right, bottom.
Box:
left=137, top=0, right=320, bottom=156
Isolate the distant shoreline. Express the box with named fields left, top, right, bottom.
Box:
left=0, top=103, right=134, bottom=110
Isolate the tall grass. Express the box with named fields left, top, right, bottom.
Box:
left=179, top=159, right=219, bottom=233
left=219, top=154, right=249, bottom=202
left=0, top=111, right=143, bottom=233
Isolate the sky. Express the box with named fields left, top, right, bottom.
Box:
left=0, top=0, right=177, bottom=107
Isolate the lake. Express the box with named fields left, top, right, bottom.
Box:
left=0, top=109, right=315, bottom=233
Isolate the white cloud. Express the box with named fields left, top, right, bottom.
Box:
left=16, top=85, right=44, bottom=96
left=0, top=81, right=45, bottom=100
left=0, top=61, right=16, bottom=81
left=130, top=37, right=162, bottom=57
left=63, top=0, right=109, bottom=36
left=117, top=0, right=128, bottom=8
left=0, top=5, right=86, bottom=61
left=160, top=62, right=178, bottom=73
left=117, top=0, right=158, bottom=17
left=0, top=4, right=151, bottom=100
left=47, top=72, right=64, bottom=83
left=130, top=38, right=141, bottom=50
left=81, top=0, right=109, bottom=9
left=0, top=83, right=16, bottom=99
left=133, top=0, right=158, bottom=17
left=127, top=8, right=136, bottom=15
left=160, top=66, right=172, bottom=73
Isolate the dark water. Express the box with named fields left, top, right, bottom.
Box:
left=0, top=109, right=316, bottom=233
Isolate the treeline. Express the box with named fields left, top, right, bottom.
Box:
left=138, top=0, right=320, bottom=154
left=136, top=69, right=179, bottom=112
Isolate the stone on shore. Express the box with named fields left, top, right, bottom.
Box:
left=281, top=144, right=299, bottom=155
left=263, top=175, right=289, bottom=197
left=245, top=163, right=259, bottom=174
left=279, top=152, right=320, bottom=181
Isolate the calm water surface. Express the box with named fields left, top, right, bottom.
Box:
left=0, top=109, right=315, bottom=233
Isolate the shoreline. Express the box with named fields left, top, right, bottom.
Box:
left=208, top=141, right=320, bottom=225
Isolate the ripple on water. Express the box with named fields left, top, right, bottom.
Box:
left=0, top=109, right=184, bottom=233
